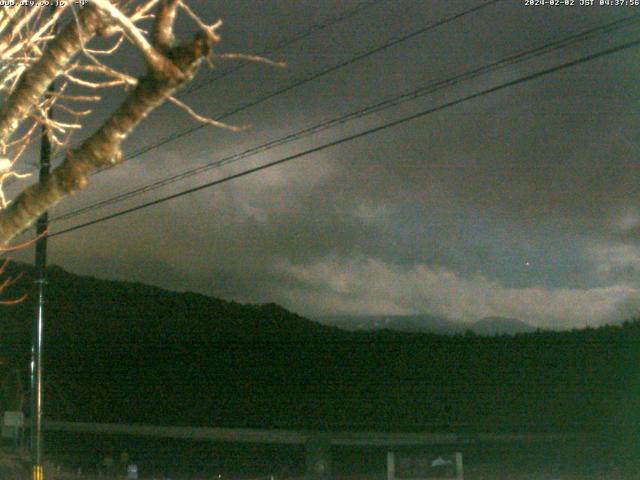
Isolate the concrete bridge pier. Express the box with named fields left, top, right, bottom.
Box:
left=305, top=435, right=331, bottom=480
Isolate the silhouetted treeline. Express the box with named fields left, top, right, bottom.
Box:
left=0, top=263, right=638, bottom=438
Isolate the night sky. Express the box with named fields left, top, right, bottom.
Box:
left=10, top=0, right=640, bottom=329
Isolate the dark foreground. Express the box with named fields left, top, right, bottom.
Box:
left=3, top=433, right=639, bottom=480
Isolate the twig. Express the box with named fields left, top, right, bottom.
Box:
left=168, top=96, right=243, bottom=131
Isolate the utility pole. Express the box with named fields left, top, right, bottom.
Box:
left=31, top=72, right=53, bottom=480
left=31, top=8, right=58, bottom=478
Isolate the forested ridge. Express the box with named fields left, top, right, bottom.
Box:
left=0, top=263, right=637, bottom=438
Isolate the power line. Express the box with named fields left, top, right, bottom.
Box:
left=48, top=36, right=640, bottom=239
left=11, top=0, right=385, bottom=178
left=94, top=0, right=502, bottom=172
left=180, top=0, right=386, bottom=96
left=50, top=0, right=505, bottom=222
left=50, top=12, right=640, bottom=223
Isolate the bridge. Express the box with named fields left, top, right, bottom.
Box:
left=43, top=420, right=564, bottom=479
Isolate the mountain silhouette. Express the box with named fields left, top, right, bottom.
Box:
left=316, top=314, right=535, bottom=336
left=316, top=314, right=463, bottom=334
left=0, top=262, right=637, bottom=437
left=471, top=316, right=535, bottom=335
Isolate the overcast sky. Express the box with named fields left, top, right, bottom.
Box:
left=11, top=0, right=640, bottom=329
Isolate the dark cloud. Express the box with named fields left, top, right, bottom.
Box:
left=12, top=0, right=639, bottom=328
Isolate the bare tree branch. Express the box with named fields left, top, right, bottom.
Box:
left=153, top=0, right=179, bottom=49
left=0, top=0, right=222, bottom=245
left=0, top=0, right=280, bottom=250
left=0, top=5, right=106, bottom=145
left=92, top=0, right=181, bottom=78
left=167, top=95, right=243, bottom=131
